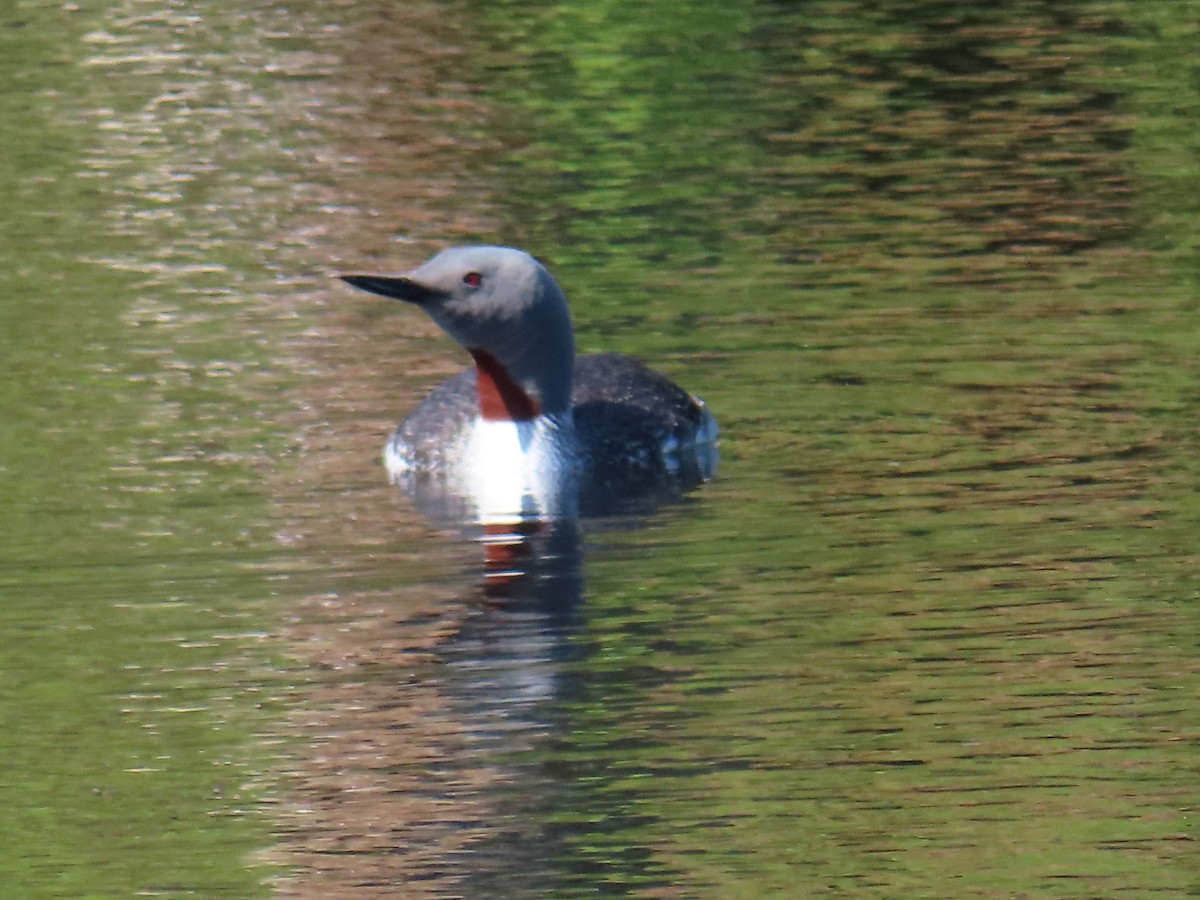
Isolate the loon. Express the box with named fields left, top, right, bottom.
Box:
left=341, top=246, right=718, bottom=518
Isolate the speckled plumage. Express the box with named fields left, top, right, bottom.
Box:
left=389, top=352, right=715, bottom=478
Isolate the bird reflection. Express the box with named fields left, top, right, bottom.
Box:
left=398, top=465, right=710, bottom=893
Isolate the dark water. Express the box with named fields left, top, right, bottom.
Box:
left=2, top=1, right=1199, bottom=896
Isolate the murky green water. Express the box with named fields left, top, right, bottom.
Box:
left=2, top=0, right=1199, bottom=896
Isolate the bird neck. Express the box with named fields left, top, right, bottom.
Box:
left=470, top=348, right=541, bottom=422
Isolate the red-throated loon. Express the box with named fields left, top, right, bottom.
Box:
left=341, top=246, right=717, bottom=519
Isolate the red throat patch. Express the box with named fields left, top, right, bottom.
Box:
left=469, top=348, right=540, bottom=422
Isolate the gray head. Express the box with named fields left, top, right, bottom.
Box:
left=342, top=246, right=576, bottom=416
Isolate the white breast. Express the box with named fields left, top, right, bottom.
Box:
left=460, top=414, right=579, bottom=523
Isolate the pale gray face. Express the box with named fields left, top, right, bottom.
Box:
left=342, top=246, right=577, bottom=414
left=404, top=247, right=551, bottom=351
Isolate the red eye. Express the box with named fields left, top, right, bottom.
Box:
left=463, top=272, right=482, bottom=287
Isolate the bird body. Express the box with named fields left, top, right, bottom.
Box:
left=342, top=247, right=717, bottom=520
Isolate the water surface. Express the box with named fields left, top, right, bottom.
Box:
left=2, top=1, right=1199, bottom=897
